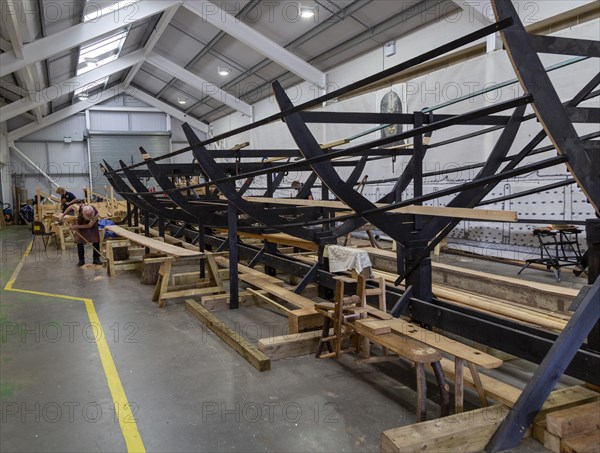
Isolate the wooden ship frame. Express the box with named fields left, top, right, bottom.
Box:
left=101, top=1, right=599, bottom=450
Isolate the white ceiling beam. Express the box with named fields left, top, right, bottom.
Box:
left=3, top=0, right=44, bottom=121
left=0, top=37, right=12, bottom=52
left=146, top=53, right=252, bottom=117
left=8, top=85, right=126, bottom=143
left=3, top=0, right=25, bottom=59
left=0, top=79, right=28, bottom=97
left=0, top=97, right=36, bottom=121
left=129, top=88, right=209, bottom=134
left=16, top=67, right=44, bottom=122
left=0, top=0, right=174, bottom=77
left=183, top=1, right=326, bottom=88
left=124, top=4, right=180, bottom=88
left=1, top=50, right=145, bottom=122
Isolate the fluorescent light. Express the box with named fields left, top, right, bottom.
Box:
left=83, top=0, right=139, bottom=22
left=177, top=97, right=187, bottom=105
left=217, top=67, right=230, bottom=76
left=299, top=5, right=315, bottom=18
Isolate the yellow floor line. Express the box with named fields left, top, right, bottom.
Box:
left=3, top=241, right=145, bottom=453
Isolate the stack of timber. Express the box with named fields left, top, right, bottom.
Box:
left=381, top=386, right=600, bottom=453
left=532, top=400, right=600, bottom=453
left=362, top=246, right=579, bottom=313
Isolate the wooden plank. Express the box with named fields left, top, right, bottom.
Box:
left=363, top=246, right=579, bottom=298
left=544, top=430, right=562, bottom=453
left=353, top=323, right=441, bottom=363
left=242, top=197, right=517, bottom=222
left=238, top=276, right=316, bottom=310
left=160, top=285, right=224, bottom=301
left=258, top=330, right=328, bottom=359
left=201, top=290, right=268, bottom=311
left=354, top=319, right=391, bottom=335
left=185, top=299, right=270, bottom=372
left=214, top=228, right=318, bottom=251
left=173, top=269, right=229, bottom=285
left=364, top=313, right=502, bottom=369
left=546, top=400, right=600, bottom=438
left=562, top=430, right=600, bottom=453
left=213, top=256, right=285, bottom=286
left=106, top=225, right=201, bottom=257
left=288, top=307, right=323, bottom=333
left=532, top=419, right=547, bottom=444
left=205, top=253, right=223, bottom=289
left=433, top=285, right=567, bottom=331
left=247, top=288, right=293, bottom=314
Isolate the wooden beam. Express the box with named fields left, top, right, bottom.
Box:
left=546, top=400, right=600, bottom=438
left=241, top=197, right=517, bottom=222
left=258, top=330, right=327, bottom=359
left=185, top=299, right=271, bottom=372
left=107, top=225, right=201, bottom=257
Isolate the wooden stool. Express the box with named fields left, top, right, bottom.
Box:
left=315, top=278, right=363, bottom=359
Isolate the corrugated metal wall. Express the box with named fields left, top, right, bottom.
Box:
left=88, top=133, right=171, bottom=194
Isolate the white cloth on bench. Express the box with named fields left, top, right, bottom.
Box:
left=324, top=245, right=372, bottom=274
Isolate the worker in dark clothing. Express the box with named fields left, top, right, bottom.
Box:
left=56, top=187, right=79, bottom=212
left=292, top=180, right=314, bottom=200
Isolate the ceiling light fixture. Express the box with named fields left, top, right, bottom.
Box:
left=177, top=97, right=188, bottom=105
left=299, top=4, right=315, bottom=18
left=217, top=67, right=230, bottom=76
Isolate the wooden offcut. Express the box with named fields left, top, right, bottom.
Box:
left=185, top=299, right=270, bottom=372
left=258, top=330, right=328, bottom=359
left=382, top=405, right=510, bottom=453
left=546, top=400, right=600, bottom=438
left=382, top=386, right=600, bottom=453
left=562, top=430, right=600, bottom=453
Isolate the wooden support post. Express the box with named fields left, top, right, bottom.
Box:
left=468, top=361, right=489, bottom=407
left=198, top=220, right=205, bottom=279
left=416, top=362, right=427, bottom=422
left=153, top=258, right=173, bottom=307
left=106, top=241, right=115, bottom=277
left=143, top=211, right=150, bottom=254
left=455, top=358, right=465, bottom=414
left=126, top=202, right=132, bottom=227
left=228, top=203, right=239, bottom=309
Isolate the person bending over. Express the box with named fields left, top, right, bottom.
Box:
left=61, top=204, right=102, bottom=266
left=56, top=187, right=79, bottom=212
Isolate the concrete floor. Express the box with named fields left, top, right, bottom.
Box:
left=0, top=225, right=568, bottom=452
